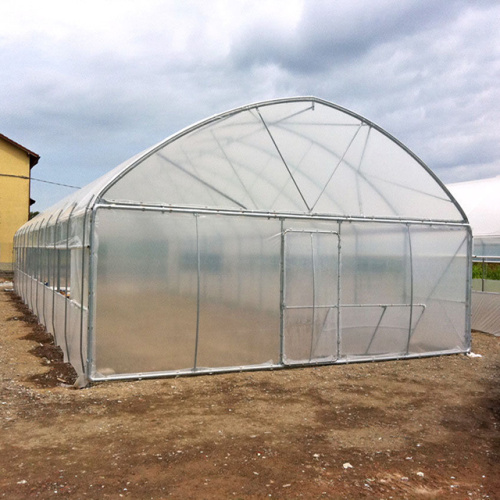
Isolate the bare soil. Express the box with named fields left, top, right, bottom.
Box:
left=0, top=278, right=499, bottom=499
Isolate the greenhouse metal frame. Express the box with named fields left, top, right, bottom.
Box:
left=14, top=97, right=472, bottom=386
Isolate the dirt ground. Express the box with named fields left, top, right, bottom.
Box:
left=0, top=277, right=499, bottom=499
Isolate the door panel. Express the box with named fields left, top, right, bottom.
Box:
left=283, top=230, right=339, bottom=364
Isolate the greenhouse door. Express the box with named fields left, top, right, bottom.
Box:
left=283, top=230, right=339, bottom=365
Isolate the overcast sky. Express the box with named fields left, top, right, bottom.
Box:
left=1, top=0, right=499, bottom=211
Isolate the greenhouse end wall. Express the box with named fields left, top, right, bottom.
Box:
left=86, top=207, right=471, bottom=381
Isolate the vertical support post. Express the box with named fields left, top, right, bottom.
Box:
left=336, top=221, right=342, bottom=361
left=465, top=228, right=473, bottom=349
left=24, top=226, right=29, bottom=300
left=21, top=227, right=27, bottom=300
left=34, top=219, right=41, bottom=319
left=481, top=258, right=486, bottom=292
left=41, top=214, right=54, bottom=328
left=20, top=228, right=24, bottom=298
left=86, top=205, right=99, bottom=381
left=21, top=228, right=25, bottom=298
left=24, top=227, right=28, bottom=299
left=63, top=204, right=77, bottom=363
left=193, top=213, right=201, bottom=371
left=30, top=221, right=41, bottom=314
left=13, top=233, right=17, bottom=288
left=405, top=224, right=414, bottom=356
left=40, top=216, right=48, bottom=327
left=28, top=225, right=33, bottom=308
left=11, top=233, right=15, bottom=282
left=52, top=209, right=63, bottom=343
left=309, top=232, right=316, bottom=362
left=79, top=198, right=94, bottom=376
left=15, top=230, right=19, bottom=295
left=259, top=237, right=264, bottom=310
left=279, top=219, right=285, bottom=365
left=22, top=228, right=26, bottom=298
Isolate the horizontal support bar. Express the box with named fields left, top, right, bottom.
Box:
left=284, top=303, right=426, bottom=310
left=94, top=202, right=469, bottom=227
left=284, top=229, right=340, bottom=235
left=284, top=304, right=338, bottom=310
left=341, top=303, right=426, bottom=309
left=88, top=347, right=468, bottom=383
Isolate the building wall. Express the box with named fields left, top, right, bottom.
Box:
left=0, top=138, right=31, bottom=271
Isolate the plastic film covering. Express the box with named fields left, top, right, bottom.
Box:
left=196, top=215, right=281, bottom=369
left=93, top=209, right=198, bottom=375
left=102, top=99, right=464, bottom=222
left=338, top=222, right=470, bottom=359
left=340, top=222, right=413, bottom=359
left=93, top=209, right=281, bottom=376
left=407, top=225, right=469, bottom=353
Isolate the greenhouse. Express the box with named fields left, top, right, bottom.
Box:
left=448, top=176, right=500, bottom=335
left=14, top=97, right=472, bottom=386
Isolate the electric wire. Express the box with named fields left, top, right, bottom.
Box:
left=0, top=173, right=81, bottom=189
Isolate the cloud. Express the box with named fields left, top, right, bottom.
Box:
left=230, top=0, right=465, bottom=72
left=1, top=0, right=499, bottom=209
left=230, top=0, right=500, bottom=183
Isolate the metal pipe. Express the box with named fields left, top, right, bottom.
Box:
left=279, top=219, right=285, bottom=365
left=88, top=346, right=468, bottom=384
left=86, top=205, right=99, bottom=381
left=337, top=221, right=342, bottom=361
left=309, top=233, right=316, bottom=361
left=285, top=302, right=426, bottom=309
left=94, top=201, right=469, bottom=227
left=78, top=196, right=95, bottom=375
left=472, top=255, right=500, bottom=262
left=482, top=258, right=486, bottom=292
left=30, top=220, right=42, bottom=314
left=51, top=209, right=63, bottom=343
left=406, top=225, right=415, bottom=355
left=40, top=214, right=53, bottom=328
left=311, top=123, right=362, bottom=212
left=193, top=214, right=201, bottom=372
left=284, top=229, right=340, bottom=235
left=63, top=204, right=77, bottom=363
left=365, top=305, right=388, bottom=353
left=256, top=107, right=311, bottom=211
left=465, top=228, right=474, bottom=349
left=34, top=219, right=42, bottom=319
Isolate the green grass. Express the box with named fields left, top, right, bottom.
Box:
left=472, top=262, right=500, bottom=280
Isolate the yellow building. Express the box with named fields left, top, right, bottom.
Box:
left=0, top=133, right=39, bottom=272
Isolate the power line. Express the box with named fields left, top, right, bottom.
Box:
left=0, top=173, right=81, bottom=189
left=31, top=176, right=81, bottom=189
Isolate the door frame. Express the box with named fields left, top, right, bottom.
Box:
left=280, top=228, right=341, bottom=365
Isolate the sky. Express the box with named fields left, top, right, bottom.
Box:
left=1, top=0, right=499, bottom=211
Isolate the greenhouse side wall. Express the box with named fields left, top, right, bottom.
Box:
left=13, top=209, right=90, bottom=380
